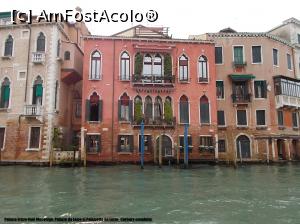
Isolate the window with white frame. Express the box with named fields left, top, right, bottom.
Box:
left=36, top=32, right=45, bottom=52
left=198, top=55, right=208, bottom=82
left=0, top=127, right=5, bottom=149
left=287, top=53, right=292, bottom=70
left=256, top=110, right=266, bottom=126
left=179, top=95, right=189, bottom=124
left=139, top=135, right=152, bottom=152
left=120, top=52, right=130, bottom=80
left=292, top=112, right=299, bottom=128
left=118, top=135, right=134, bottom=152
left=215, top=47, right=223, bottom=64
left=86, top=134, right=101, bottom=153
left=179, top=55, right=188, bottom=81
left=273, top=49, right=278, bottom=66
left=252, top=46, right=262, bottom=63
left=4, top=35, right=13, bottom=57
left=179, top=135, right=193, bottom=152
left=217, top=110, right=225, bottom=126
left=29, top=127, right=41, bottom=149
left=90, top=51, right=101, bottom=80
left=216, top=81, right=224, bottom=99
left=237, top=110, right=247, bottom=126
left=199, top=136, right=214, bottom=151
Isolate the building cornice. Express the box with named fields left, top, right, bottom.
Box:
left=83, top=35, right=214, bottom=45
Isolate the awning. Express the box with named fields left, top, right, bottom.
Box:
left=229, top=74, right=256, bottom=81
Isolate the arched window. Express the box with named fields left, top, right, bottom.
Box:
left=4, top=35, right=13, bottom=57
left=134, top=96, right=143, bottom=124
left=86, top=92, right=102, bottom=122
left=198, top=55, right=208, bottom=82
left=154, top=96, right=163, bottom=122
left=179, top=95, right=189, bottom=123
left=36, top=32, right=45, bottom=52
left=144, top=96, right=153, bottom=123
left=179, top=55, right=188, bottom=81
left=32, top=76, right=43, bottom=105
left=64, top=51, right=70, bottom=60
left=0, top=78, right=10, bottom=108
left=153, top=54, right=162, bottom=77
left=90, top=51, right=101, bottom=80
left=143, top=54, right=152, bottom=76
left=120, top=52, right=130, bottom=80
left=119, top=93, right=131, bottom=121
left=200, top=95, right=210, bottom=124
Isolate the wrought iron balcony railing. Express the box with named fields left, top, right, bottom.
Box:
left=231, top=93, right=251, bottom=103
left=133, top=116, right=176, bottom=128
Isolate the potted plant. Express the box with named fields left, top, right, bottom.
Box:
left=164, top=53, right=172, bottom=82
left=164, top=100, right=173, bottom=125
left=134, top=100, right=143, bottom=124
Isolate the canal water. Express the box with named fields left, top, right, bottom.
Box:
left=1, top=164, right=300, bottom=224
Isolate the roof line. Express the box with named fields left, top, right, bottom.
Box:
left=83, top=35, right=214, bottom=44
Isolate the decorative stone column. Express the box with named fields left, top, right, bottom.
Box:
left=284, top=139, right=291, bottom=161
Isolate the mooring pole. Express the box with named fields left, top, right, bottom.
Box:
left=239, top=141, right=242, bottom=164
left=184, top=124, right=188, bottom=168
left=159, top=134, right=162, bottom=168
left=140, top=121, right=144, bottom=169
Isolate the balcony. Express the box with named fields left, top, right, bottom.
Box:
left=60, top=42, right=83, bottom=85
left=231, top=93, right=251, bottom=104
left=275, top=95, right=300, bottom=109
left=132, top=117, right=176, bottom=128
left=274, top=75, right=300, bottom=108
left=23, top=105, right=42, bottom=116
left=32, top=52, right=45, bottom=63
left=132, top=74, right=175, bottom=87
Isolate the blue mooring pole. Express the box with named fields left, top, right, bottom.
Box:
left=140, top=120, right=144, bottom=169
left=184, top=123, right=189, bottom=168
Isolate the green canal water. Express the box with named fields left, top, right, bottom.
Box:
left=1, top=164, right=300, bottom=224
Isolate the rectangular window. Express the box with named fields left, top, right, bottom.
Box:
left=86, top=134, right=101, bottom=153
left=292, top=112, right=298, bottom=128
left=118, top=135, right=134, bottom=152
left=256, top=110, right=266, bottom=126
left=233, top=46, right=244, bottom=64
left=218, top=139, right=226, bottom=152
left=298, top=34, right=300, bottom=44
left=287, top=53, right=292, bottom=70
left=217, top=110, right=225, bottom=126
left=179, top=56, right=188, bottom=81
left=29, top=127, right=40, bottom=149
left=18, top=71, right=26, bottom=80
left=277, top=110, right=284, bottom=126
left=237, top=110, right=247, bottom=126
left=254, top=80, right=267, bottom=98
left=139, top=135, right=152, bottom=152
left=252, top=46, right=262, bottom=63
left=179, top=136, right=193, bottom=152
left=199, top=136, right=214, bottom=150
left=273, top=49, right=278, bottom=66
left=75, top=102, right=81, bottom=118
left=216, top=81, right=224, bottom=99
left=215, top=47, right=223, bottom=64
left=0, top=127, right=5, bottom=149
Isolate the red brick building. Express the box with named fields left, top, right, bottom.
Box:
left=81, top=26, right=218, bottom=164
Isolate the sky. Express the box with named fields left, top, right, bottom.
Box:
left=2, top=0, right=300, bottom=38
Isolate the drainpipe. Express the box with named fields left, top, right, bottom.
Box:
left=24, top=25, right=32, bottom=102
left=111, top=39, right=116, bottom=162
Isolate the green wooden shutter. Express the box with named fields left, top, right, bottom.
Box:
left=129, top=100, right=133, bottom=122
left=36, top=84, right=43, bottom=97
left=3, top=86, right=10, bottom=102
left=99, top=100, right=103, bottom=122
left=85, top=100, right=90, bottom=121
left=118, top=100, right=121, bottom=121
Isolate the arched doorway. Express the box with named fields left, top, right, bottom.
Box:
left=277, top=139, right=286, bottom=160
left=156, top=135, right=173, bottom=157
left=236, top=135, right=251, bottom=159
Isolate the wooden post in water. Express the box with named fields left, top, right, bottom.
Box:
left=49, top=146, right=53, bottom=167
left=266, top=139, right=270, bottom=164
left=184, top=124, right=188, bottom=168
left=176, top=143, right=180, bottom=165
left=159, top=134, right=162, bottom=168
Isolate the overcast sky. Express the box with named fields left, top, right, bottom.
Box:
left=3, top=0, right=300, bottom=38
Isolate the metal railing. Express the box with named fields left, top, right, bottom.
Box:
left=231, top=93, right=251, bottom=103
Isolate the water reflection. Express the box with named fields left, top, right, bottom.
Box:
left=0, top=164, right=300, bottom=224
